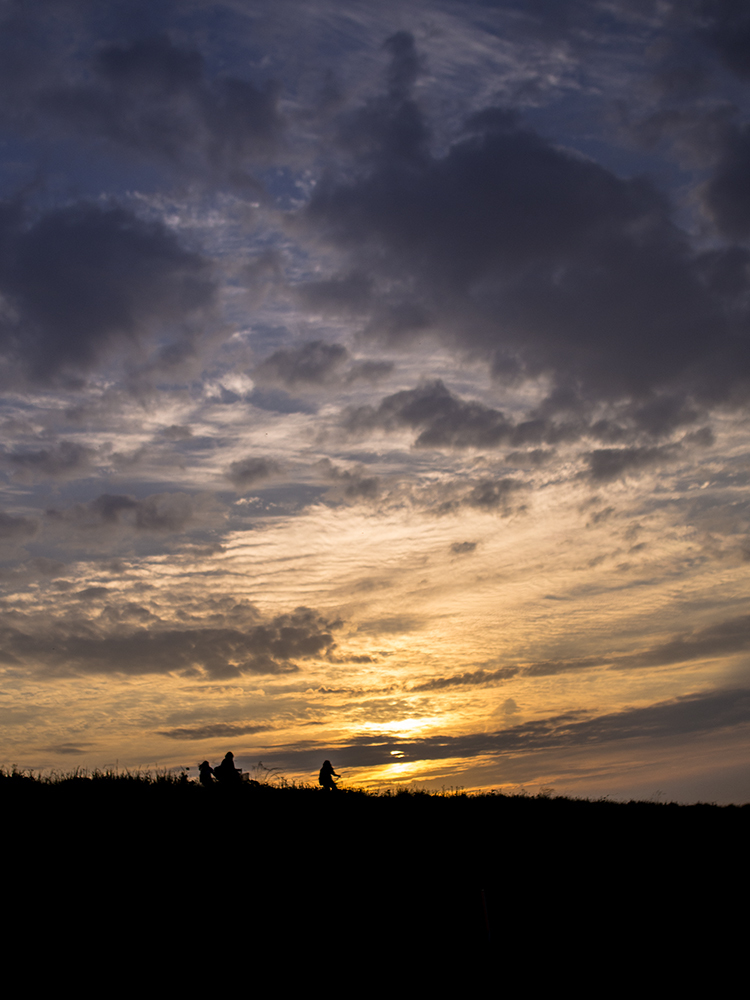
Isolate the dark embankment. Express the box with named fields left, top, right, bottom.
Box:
left=3, top=771, right=746, bottom=982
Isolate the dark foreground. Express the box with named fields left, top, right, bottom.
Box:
left=4, top=770, right=747, bottom=986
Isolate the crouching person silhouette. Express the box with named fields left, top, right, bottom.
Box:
left=214, top=751, right=242, bottom=785
left=319, top=759, right=340, bottom=792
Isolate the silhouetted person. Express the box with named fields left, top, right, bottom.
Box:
left=214, top=752, right=241, bottom=785
left=319, top=759, right=340, bottom=791
left=198, top=760, right=214, bottom=786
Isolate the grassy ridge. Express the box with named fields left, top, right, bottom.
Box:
left=4, top=768, right=746, bottom=974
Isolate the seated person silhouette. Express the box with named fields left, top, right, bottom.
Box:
left=319, top=759, right=340, bottom=791
left=214, top=751, right=242, bottom=785
left=198, top=760, right=214, bottom=786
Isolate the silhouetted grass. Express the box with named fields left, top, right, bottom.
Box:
left=3, top=766, right=745, bottom=974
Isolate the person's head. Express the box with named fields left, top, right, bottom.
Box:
left=225, top=752, right=234, bottom=759
left=200, top=760, right=209, bottom=767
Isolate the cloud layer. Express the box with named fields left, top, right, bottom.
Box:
left=1, top=3, right=750, bottom=799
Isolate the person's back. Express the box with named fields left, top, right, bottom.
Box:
left=198, top=760, right=214, bottom=786
left=318, top=759, right=339, bottom=791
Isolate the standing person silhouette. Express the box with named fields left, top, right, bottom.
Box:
left=319, top=759, right=340, bottom=791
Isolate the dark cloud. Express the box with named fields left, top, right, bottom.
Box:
left=450, top=541, right=476, bottom=555
left=124, top=492, right=204, bottom=532
left=505, top=449, right=556, bottom=467
left=698, top=0, right=750, bottom=80
left=411, top=656, right=605, bottom=690
left=343, top=380, right=520, bottom=448
left=342, top=381, right=709, bottom=469
left=37, top=33, right=282, bottom=184
left=317, top=458, right=380, bottom=501
left=25, top=557, right=67, bottom=578
left=346, top=359, right=395, bottom=382
left=3, top=440, right=97, bottom=481
left=337, top=30, right=428, bottom=165
left=402, top=472, right=527, bottom=519
left=295, top=271, right=373, bottom=314
left=47, top=491, right=209, bottom=533
left=584, top=443, right=682, bottom=481
left=161, top=424, right=193, bottom=440
left=158, top=722, right=272, bottom=740
left=410, top=665, right=518, bottom=691
left=521, top=656, right=609, bottom=677
left=399, top=614, right=750, bottom=689
left=305, top=34, right=750, bottom=418
left=0, top=511, right=39, bottom=539
left=700, top=123, right=750, bottom=239
left=343, top=381, right=624, bottom=452
left=442, top=614, right=750, bottom=679
left=226, top=456, right=283, bottom=489
left=255, top=340, right=348, bottom=386
left=0, top=606, right=340, bottom=679
left=254, top=340, right=392, bottom=389
left=0, top=201, right=215, bottom=382
left=74, top=586, right=110, bottom=601
left=464, top=478, right=525, bottom=511
left=247, top=386, right=317, bottom=415
left=257, top=687, right=750, bottom=770
left=617, top=614, right=750, bottom=669
left=44, top=744, right=91, bottom=756
left=629, top=10, right=750, bottom=242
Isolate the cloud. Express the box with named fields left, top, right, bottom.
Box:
left=450, top=541, right=476, bottom=555
left=584, top=444, right=682, bottom=482
left=46, top=491, right=212, bottom=533
left=317, top=458, right=380, bottom=501
left=616, top=614, right=750, bottom=670
left=158, top=722, right=272, bottom=740
left=0, top=200, right=215, bottom=382
left=521, top=656, right=609, bottom=677
left=226, top=457, right=283, bottom=489
left=427, top=614, right=750, bottom=681
left=342, top=379, right=515, bottom=448
left=43, top=743, right=93, bottom=756
left=0, top=606, right=341, bottom=679
left=247, top=387, right=317, bottom=414
left=295, top=271, right=373, bottom=315
left=398, top=472, right=527, bottom=519
left=74, top=586, right=110, bottom=602
left=255, top=340, right=348, bottom=386
left=698, top=1, right=750, bottom=81
left=256, top=687, right=750, bottom=770
left=463, top=478, right=524, bottom=511
left=700, top=123, right=750, bottom=239
left=304, top=33, right=750, bottom=417
left=0, top=511, right=39, bottom=539
left=254, top=340, right=393, bottom=389
left=505, top=449, right=556, bottom=468
left=346, top=359, right=394, bottom=382
left=37, top=33, right=283, bottom=184
left=341, top=379, right=591, bottom=451
left=161, top=425, right=193, bottom=441
left=410, top=655, right=606, bottom=690
left=3, top=441, right=98, bottom=482
left=410, top=665, right=519, bottom=691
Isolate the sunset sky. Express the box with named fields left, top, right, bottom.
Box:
left=2, top=0, right=750, bottom=801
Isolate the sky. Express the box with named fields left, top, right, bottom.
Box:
left=2, top=0, right=750, bottom=801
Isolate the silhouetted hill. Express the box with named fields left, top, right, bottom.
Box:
left=3, top=770, right=746, bottom=985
